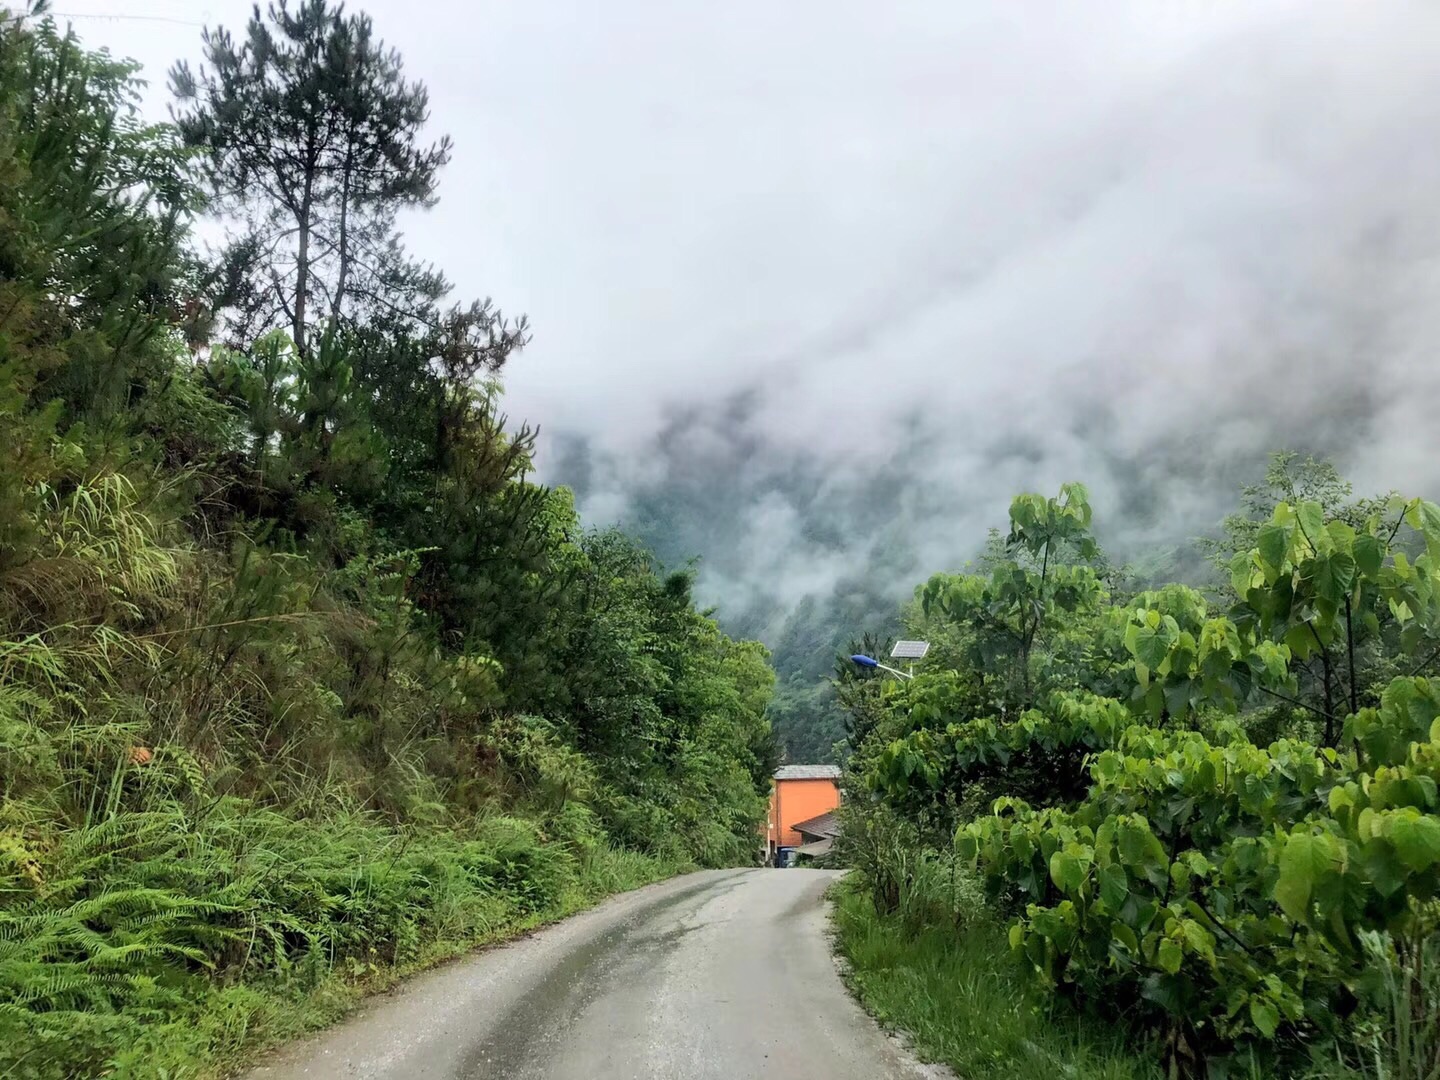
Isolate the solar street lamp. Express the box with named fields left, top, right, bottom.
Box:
left=850, top=640, right=929, bottom=680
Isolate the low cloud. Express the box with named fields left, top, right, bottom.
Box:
left=71, top=0, right=1440, bottom=633
left=509, top=1, right=1440, bottom=627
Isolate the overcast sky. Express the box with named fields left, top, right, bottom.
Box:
left=57, top=0, right=1440, bottom=619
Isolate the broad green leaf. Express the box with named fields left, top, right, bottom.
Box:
left=1249, top=998, right=1280, bottom=1038
left=1275, top=831, right=1340, bottom=923
left=1180, top=919, right=1214, bottom=962
left=1118, top=821, right=1167, bottom=886
left=1328, top=785, right=1354, bottom=814
left=1314, top=552, right=1357, bottom=606
left=1230, top=553, right=1254, bottom=598
left=1169, top=861, right=1190, bottom=890
left=1285, top=623, right=1317, bottom=659
left=1257, top=524, right=1290, bottom=572
left=1129, top=621, right=1173, bottom=671
left=1358, top=807, right=1378, bottom=841
left=1297, top=501, right=1327, bottom=551
left=1099, top=864, right=1128, bottom=910
left=1406, top=499, right=1440, bottom=551
left=1355, top=533, right=1384, bottom=577
left=1050, top=850, right=1084, bottom=892
left=1389, top=813, right=1440, bottom=872
left=1011, top=830, right=1035, bottom=864
left=1157, top=937, right=1183, bottom=975
left=955, top=833, right=979, bottom=863
left=1363, top=844, right=1409, bottom=899
left=1326, top=519, right=1356, bottom=553
left=1164, top=681, right=1192, bottom=719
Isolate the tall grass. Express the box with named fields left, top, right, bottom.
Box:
left=1, top=795, right=683, bottom=1079
left=831, top=879, right=1162, bottom=1080
left=0, top=473, right=692, bottom=1079
left=1303, top=931, right=1440, bottom=1080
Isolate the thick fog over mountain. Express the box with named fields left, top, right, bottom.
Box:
left=525, top=1, right=1440, bottom=639
left=77, top=0, right=1440, bottom=646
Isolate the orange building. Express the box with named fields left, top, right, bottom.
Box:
left=766, top=764, right=841, bottom=863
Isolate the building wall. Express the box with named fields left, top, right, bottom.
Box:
left=768, top=778, right=841, bottom=848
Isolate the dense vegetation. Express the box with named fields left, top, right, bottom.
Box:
left=832, top=874, right=1161, bottom=1079
left=618, top=481, right=906, bottom=766
left=0, top=7, right=774, bottom=1077
left=839, top=460, right=1440, bottom=1078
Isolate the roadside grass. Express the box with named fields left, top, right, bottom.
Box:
left=2, top=805, right=687, bottom=1080
left=148, top=842, right=682, bottom=1080
left=174, top=843, right=681, bottom=1080
left=830, top=880, right=1163, bottom=1080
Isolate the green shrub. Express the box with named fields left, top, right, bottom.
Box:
left=939, top=677, right=1440, bottom=1063
left=859, top=487, right=1440, bottom=1074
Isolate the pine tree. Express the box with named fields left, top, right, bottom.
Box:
left=170, top=0, right=461, bottom=360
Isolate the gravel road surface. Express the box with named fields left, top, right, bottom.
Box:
left=243, top=867, right=941, bottom=1080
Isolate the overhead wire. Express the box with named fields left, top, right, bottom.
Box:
left=45, top=10, right=206, bottom=27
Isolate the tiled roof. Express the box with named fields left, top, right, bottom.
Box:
left=790, top=810, right=841, bottom=840
left=773, top=764, right=841, bottom=781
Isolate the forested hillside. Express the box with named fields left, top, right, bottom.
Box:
left=583, top=449, right=907, bottom=765
left=836, top=464, right=1440, bottom=1078
left=0, top=7, right=774, bottom=1077
left=579, top=434, right=1223, bottom=766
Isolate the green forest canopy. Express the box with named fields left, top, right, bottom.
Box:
left=0, top=7, right=773, bottom=1075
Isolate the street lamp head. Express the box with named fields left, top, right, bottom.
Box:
left=849, top=653, right=915, bottom=679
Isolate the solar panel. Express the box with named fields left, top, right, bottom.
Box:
left=890, top=640, right=930, bottom=660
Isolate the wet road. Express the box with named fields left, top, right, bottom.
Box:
left=244, top=868, right=941, bottom=1080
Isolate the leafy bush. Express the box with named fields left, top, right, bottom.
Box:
left=956, top=715, right=1342, bottom=1053
left=860, top=483, right=1440, bottom=1074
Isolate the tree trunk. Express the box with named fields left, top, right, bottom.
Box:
left=1020, top=639, right=1032, bottom=705
left=1320, top=646, right=1336, bottom=745
left=332, top=146, right=353, bottom=324
left=294, top=173, right=314, bottom=360
left=1345, top=597, right=1359, bottom=717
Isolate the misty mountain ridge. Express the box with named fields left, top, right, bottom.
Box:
left=545, top=396, right=1410, bottom=760
left=511, top=1, right=1440, bottom=759
left=549, top=384, right=1388, bottom=632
